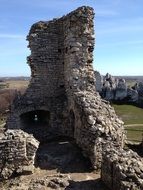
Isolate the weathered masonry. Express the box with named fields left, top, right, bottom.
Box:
left=6, top=6, right=125, bottom=169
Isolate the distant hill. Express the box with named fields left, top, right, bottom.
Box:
left=0, top=77, right=30, bottom=81
left=115, top=76, right=143, bottom=82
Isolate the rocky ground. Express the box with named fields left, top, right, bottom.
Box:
left=0, top=139, right=108, bottom=190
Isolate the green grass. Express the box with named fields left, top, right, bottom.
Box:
left=112, top=104, right=143, bottom=142
left=125, top=125, right=143, bottom=142
left=112, top=104, right=143, bottom=125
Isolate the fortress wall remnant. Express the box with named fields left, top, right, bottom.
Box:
left=101, top=142, right=143, bottom=190
left=26, top=19, right=65, bottom=98
left=6, top=6, right=125, bottom=169
left=0, top=130, right=39, bottom=180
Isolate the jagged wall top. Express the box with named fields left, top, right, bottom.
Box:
left=29, top=6, right=94, bottom=33
left=26, top=6, right=95, bottom=97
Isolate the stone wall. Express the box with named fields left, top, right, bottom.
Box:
left=101, top=142, right=143, bottom=190
left=6, top=6, right=125, bottom=169
left=0, top=129, right=39, bottom=180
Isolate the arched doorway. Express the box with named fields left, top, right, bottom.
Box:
left=20, top=110, right=50, bottom=141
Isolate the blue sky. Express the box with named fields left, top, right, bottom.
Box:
left=0, top=0, right=143, bottom=76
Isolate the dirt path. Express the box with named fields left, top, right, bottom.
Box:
left=0, top=139, right=109, bottom=190
left=125, top=124, right=143, bottom=127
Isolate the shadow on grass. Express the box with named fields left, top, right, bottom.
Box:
left=127, top=143, right=143, bottom=157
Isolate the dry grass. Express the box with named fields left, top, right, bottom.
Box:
left=7, top=80, right=29, bottom=90
left=0, top=80, right=29, bottom=125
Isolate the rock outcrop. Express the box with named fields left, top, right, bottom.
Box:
left=137, top=82, right=143, bottom=103
left=115, top=78, right=127, bottom=100
left=95, top=71, right=141, bottom=103
left=94, top=70, right=103, bottom=93
left=6, top=6, right=125, bottom=169
left=0, top=129, right=39, bottom=180
left=127, top=88, right=139, bottom=102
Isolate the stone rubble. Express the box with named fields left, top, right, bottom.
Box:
left=101, top=142, right=143, bottom=190
left=0, top=129, right=39, bottom=180
left=28, top=174, right=70, bottom=190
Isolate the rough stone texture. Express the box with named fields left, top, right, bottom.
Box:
left=6, top=6, right=125, bottom=169
left=29, top=174, right=70, bottom=190
left=137, top=82, right=143, bottom=103
left=99, top=73, right=118, bottom=101
left=94, top=71, right=103, bottom=93
left=95, top=72, right=140, bottom=102
left=0, top=129, right=39, bottom=180
left=127, top=87, right=139, bottom=102
left=102, top=80, right=115, bottom=100
left=101, top=142, right=143, bottom=190
left=115, top=79, right=127, bottom=100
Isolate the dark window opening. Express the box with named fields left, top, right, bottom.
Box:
left=65, top=47, right=68, bottom=53
left=60, top=84, right=65, bottom=88
left=20, top=110, right=50, bottom=129
left=58, top=49, right=61, bottom=53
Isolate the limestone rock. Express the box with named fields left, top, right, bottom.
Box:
left=94, top=70, right=103, bottom=93
left=137, top=82, right=143, bottom=103
left=101, top=73, right=117, bottom=100
left=102, top=81, right=115, bottom=100
left=127, top=88, right=138, bottom=102
left=115, top=78, right=127, bottom=100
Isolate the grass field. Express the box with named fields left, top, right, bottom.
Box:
left=112, top=104, right=143, bottom=142
left=0, top=80, right=29, bottom=127
left=112, top=104, right=143, bottom=125
left=125, top=126, right=143, bottom=142
left=7, top=80, right=29, bottom=89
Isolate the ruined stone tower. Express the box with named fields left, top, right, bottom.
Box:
left=7, top=6, right=125, bottom=169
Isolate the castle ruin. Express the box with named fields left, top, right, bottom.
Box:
left=6, top=6, right=124, bottom=169
left=2, top=6, right=142, bottom=189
